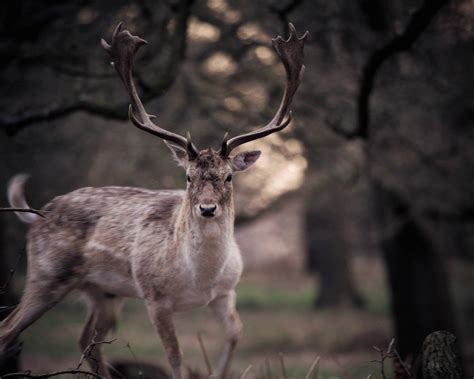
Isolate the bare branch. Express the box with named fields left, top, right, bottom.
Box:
left=0, top=252, right=23, bottom=296
left=0, top=208, right=46, bottom=218
left=371, top=338, right=413, bottom=379
left=240, top=365, right=253, bottom=379
left=197, top=333, right=212, bottom=376
left=305, top=356, right=320, bottom=379
left=354, top=0, right=449, bottom=140
left=278, top=353, right=287, bottom=379
left=76, top=332, right=116, bottom=371
left=1, top=369, right=105, bottom=378
left=270, top=0, right=305, bottom=33
left=0, top=100, right=129, bottom=137
left=1, top=0, right=195, bottom=137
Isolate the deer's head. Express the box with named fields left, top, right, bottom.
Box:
left=102, top=23, right=307, bottom=220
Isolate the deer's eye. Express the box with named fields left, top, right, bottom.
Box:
left=186, top=175, right=191, bottom=183
left=226, top=174, right=233, bottom=182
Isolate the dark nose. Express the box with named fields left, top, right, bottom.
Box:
left=199, top=204, right=217, bottom=218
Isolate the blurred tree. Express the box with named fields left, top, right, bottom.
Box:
left=0, top=216, right=21, bottom=375
left=0, top=0, right=473, bottom=375
left=305, top=183, right=365, bottom=308
left=354, top=0, right=462, bottom=366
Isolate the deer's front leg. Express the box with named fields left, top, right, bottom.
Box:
left=209, top=291, right=242, bottom=378
left=145, top=300, right=182, bottom=379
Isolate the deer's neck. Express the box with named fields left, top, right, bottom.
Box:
left=176, top=196, right=235, bottom=285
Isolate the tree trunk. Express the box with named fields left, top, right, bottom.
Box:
left=305, top=188, right=364, bottom=308
left=0, top=214, right=21, bottom=375
left=0, top=132, right=21, bottom=374
left=421, top=331, right=463, bottom=379
left=374, top=181, right=457, bottom=362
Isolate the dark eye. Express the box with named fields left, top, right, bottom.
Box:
left=186, top=175, right=191, bottom=183
left=226, top=174, right=233, bottom=182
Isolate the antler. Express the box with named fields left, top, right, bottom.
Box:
left=101, top=23, right=198, bottom=158
left=220, top=23, right=308, bottom=157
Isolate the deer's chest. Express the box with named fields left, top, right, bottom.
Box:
left=176, top=249, right=242, bottom=311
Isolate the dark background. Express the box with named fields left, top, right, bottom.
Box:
left=1, top=0, right=473, bottom=377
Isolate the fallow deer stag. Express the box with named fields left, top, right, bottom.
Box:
left=0, top=23, right=307, bottom=378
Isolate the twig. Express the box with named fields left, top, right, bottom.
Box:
left=371, top=338, right=413, bottom=379
left=197, top=332, right=212, bottom=376
left=240, top=365, right=252, bottom=379
left=76, top=331, right=116, bottom=371
left=1, top=369, right=105, bottom=378
left=355, top=0, right=449, bottom=140
left=265, top=358, right=272, bottom=379
left=0, top=251, right=23, bottom=295
left=392, top=346, right=413, bottom=378
left=278, top=353, right=287, bottom=379
left=124, top=341, right=144, bottom=379
left=0, top=305, right=17, bottom=313
left=0, top=208, right=46, bottom=218
left=305, top=356, right=320, bottom=379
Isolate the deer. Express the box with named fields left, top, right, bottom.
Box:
left=0, top=23, right=307, bottom=378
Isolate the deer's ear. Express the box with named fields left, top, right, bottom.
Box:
left=164, top=141, right=188, bottom=167
left=231, top=150, right=261, bottom=172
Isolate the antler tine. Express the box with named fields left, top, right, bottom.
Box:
left=102, top=23, right=198, bottom=158
left=220, top=23, right=308, bottom=157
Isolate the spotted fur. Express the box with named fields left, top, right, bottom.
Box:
left=1, top=148, right=260, bottom=379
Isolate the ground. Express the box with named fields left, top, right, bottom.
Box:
left=12, top=256, right=474, bottom=378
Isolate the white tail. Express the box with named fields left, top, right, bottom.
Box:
left=7, top=174, right=41, bottom=224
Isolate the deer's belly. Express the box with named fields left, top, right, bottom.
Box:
left=172, top=287, right=218, bottom=312
left=84, top=269, right=139, bottom=297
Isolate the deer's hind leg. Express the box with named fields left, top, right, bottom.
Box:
left=79, top=290, right=123, bottom=378
left=0, top=272, right=79, bottom=359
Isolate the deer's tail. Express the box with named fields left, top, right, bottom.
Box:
left=7, top=174, right=41, bottom=224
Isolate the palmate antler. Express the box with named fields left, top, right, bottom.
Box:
left=219, top=23, right=308, bottom=157
left=101, top=23, right=199, bottom=158
left=102, top=22, right=307, bottom=159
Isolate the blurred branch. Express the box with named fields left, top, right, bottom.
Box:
left=304, top=356, right=320, bottom=379
left=48, top=62, right=116, bottom=79
left=371, top=338, right=413, bottom=379
left=423, top=206, right=474, bottom=223
left=1, top=369, right=105, bottom=378
left=354, top=0, right=449, bottom=140
left=322, top=0, right=451, bottom=142
left=270, top=0, right=305, bottom=33
left=0, top=0, right=195, bottom=137
left=3, top=335, right=117, bottom=378
left=0, top=252, right=22, bottom=296
left=0, top=208, right=46, bottom=218
left=76, top=333, right=116, bottom=372
left=193, top=7, right=262, bottom=62
left=197, top=333, right=212, bottom=376
left=235, top=188, right=303, bottom=226
left=0, top=99, right=128, bottom=136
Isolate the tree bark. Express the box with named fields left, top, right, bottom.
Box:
left=305, top=188, right=364, bottom=308
left=421, top=331, right=463, bottom=379
left=0, top=215, right=21, bottom=375
left=374, top=182, right=457, bottom=362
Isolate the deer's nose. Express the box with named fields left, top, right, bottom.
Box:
left=199, top=204, right=217, bottom=218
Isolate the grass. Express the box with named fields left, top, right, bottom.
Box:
left=13, top=256, right=474, bottom=378
left=236, top=284, right=314, bottom=311
left=18, top=265, right=392, bottom=378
